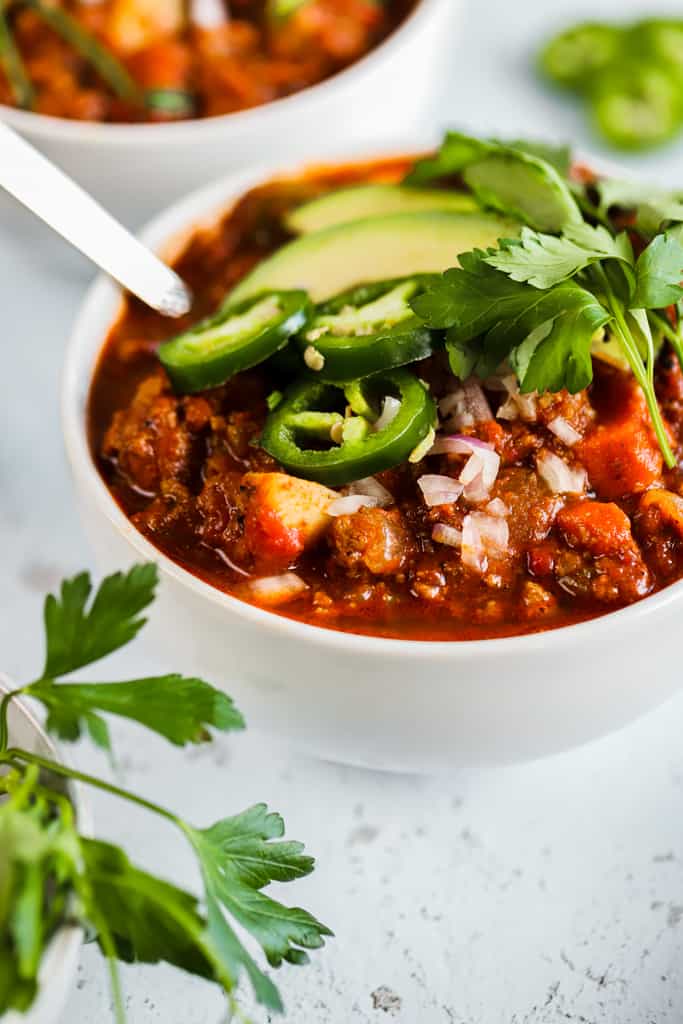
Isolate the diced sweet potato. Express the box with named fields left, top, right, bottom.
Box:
left=577, top=371, right=662, bottom=499
left=127, top=40, right=190, bottom=91
left=243, top=472, right=336, bottom=565
left=104, top=0, right=184, bottom=55
left=554, top=500, right=650, bottom=602
left=557, top=499, right=640, bottom=560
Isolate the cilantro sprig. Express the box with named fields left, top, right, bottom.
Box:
left=409, top=132, right=683, bottom=468
left=0, top=564, right=331, bottom=1022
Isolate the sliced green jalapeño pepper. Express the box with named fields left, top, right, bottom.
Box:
left=297, top=277, right=437, bottom=383
left=260, top=369, right=436, bottom=486
left=159, top=290, right=312, bottom=393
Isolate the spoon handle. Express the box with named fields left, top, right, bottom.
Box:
left=0, top=121, right=192, bottom=317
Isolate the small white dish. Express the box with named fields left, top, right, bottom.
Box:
left=1, top=675, right=90, bottom=1024
left=0, top=0, right=457, bottom=221
left=62, top=147, right=683, bottom=774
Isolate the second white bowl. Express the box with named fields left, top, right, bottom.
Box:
left=1, top=0, right=456, bottom=222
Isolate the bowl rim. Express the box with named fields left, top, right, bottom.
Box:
left=0, top=0, right=444, bottom=145
left=0, top=675, right=90, bottom=1024
left=62, top=142, right=683, bottom=659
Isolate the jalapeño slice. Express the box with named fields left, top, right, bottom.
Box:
left=159, top=290, right=312, bottom=393
left=298, top=277, right=436, bottom=383
left=260, top=369, right=436, bottom=486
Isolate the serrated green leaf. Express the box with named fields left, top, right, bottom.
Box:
left=632, top=229, right=683, bottom=309
left=80, top=838, right=218, bottom=979
left=445, top=332, right=480, bottom=380
left=43, top=565, right=158, bottom=679
left=484, top=223, right=633, bottom=289
left=184, top=804, right=332, bottom=1009
left=412, top=249, right=610, bottom=393
left=27, top=675, right=244, bottom=747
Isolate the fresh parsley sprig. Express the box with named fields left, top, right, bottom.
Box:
left=409, top=133, right=683, bottom=468
left=0, top=564, right=331, bottom=1022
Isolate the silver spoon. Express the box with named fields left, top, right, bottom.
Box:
left=0, top=121, right=192, bottom=317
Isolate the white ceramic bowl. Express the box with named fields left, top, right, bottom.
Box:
left=0, top=0, right=456, bottom=222
left=1, top=676, right=89, bottom=1024
left=62, top=148, right=683, bottom=774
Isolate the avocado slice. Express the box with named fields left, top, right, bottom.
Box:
left=285, top=184, right=478, bottom=235
left=229, top=210, right=520, bottom=304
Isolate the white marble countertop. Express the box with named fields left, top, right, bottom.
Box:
left=4, top=1, right=683, bottom=1020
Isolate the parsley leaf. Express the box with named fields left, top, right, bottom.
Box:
left=81, top=839, right=219, bottom=981
left=0, top=563, right=331, bottom=1023
left=184, top=803, right=333, bottom=1010
left=26, top=567, right=245, bottom=752
left=412, top=250, right=611, bottom=392
left=43, top=565, right=157, bottom=679
left=484, top=223, right=633, bottom=289
left=406, top=131, right=581, bottom=231
left=26, top=676, right=244, bottom=750
left=0, top=768, right=82, bottom=1016
left=632, top=228, right=683, bottom=309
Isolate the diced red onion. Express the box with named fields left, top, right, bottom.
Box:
left=430, top=434, right=494, bottom=456
left=432, top=523, right=463, bottom=547
left=515, top=391, right=538, bottom=422
left=439, top=389, right=466, bottom=417
left=374, top=396, right=401, bottom=433
left=439, top=389, right=473, bottom=431
left=439, top=378, right=492, bottom=431
left=429, top=434, right=500, bottom=502
left=418, top=474, right=464, bottom=507
left=547, top=416, right=581, bottom=447
left=536, top=450, right=587, bottom=494
left=328, top=494, right=381, bottom=516
left=463, top=378, right=493, bottom=422
left=348, top=476, right=393, bottom=505
left=492, top=373, right=537, bottom=423
left=250, top=573, right=308, bottom=605
left=462, top=475, right=491, bottom=503
left=486, top=497, right=509, bottom=517
left=461, top=512, right=509, bottom=574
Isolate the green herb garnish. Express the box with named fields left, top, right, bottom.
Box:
left=410, top=134, right=683, bottom=468
left=0, top=564, right=331, bottom=1022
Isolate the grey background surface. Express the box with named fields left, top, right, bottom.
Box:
left=4, top=1, right=683, bottom=1021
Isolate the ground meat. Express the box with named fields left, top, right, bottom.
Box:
left=197, top=465, right=251, bottom=568
left=101, top=373, right=209, bottom=494
left=493, top=467, right=563, bottom=553
left=132, top=479, right=195, bottom=538
left=635, top=488, right=683, bottom=579
left=536, top=388, right=596, bottom=438
left=656, top=347, right=683, bottom=438
left=519, top=580, right=559, bottom=622
left=328, top=508, right=415, bottom=577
